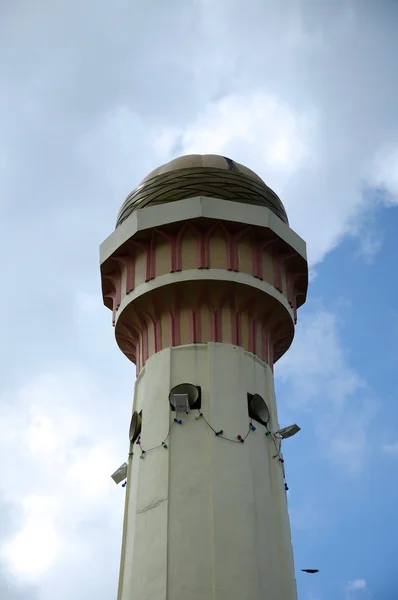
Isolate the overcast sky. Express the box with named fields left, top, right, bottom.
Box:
left=1, top=1, right=398, bottom=599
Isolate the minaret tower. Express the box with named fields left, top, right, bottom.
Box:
left=100, top=154, right=308, bottom=600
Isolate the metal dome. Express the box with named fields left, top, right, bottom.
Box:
left=116, top=154, right=288, bottom=228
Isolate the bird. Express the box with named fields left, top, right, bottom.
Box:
left=301, top=569, right=319, bottom=574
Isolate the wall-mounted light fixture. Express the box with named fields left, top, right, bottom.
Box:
left=275, top=424, right=301, bottom=439
left=111, top=462, right=128, bottom=485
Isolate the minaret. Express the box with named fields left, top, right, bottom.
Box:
left=100, top=154, right=308, bottom=600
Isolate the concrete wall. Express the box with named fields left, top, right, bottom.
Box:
left=118, top=343, right=297, bottom=600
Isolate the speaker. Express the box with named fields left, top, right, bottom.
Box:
left=247, top=393, right=270, bottom=426
left=129, top=410, right=142, bottom=443
left=169, top=383, right=201, bottom=412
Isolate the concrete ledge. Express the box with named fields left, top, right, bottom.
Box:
left=100, top=196, right=307, bottom=265
left=115, top=268, right=295, bottom=327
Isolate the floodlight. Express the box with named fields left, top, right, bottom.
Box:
left=274, top=424, right=301, bottom=439
left=169, top=383, right=201, bottom=412
left=129, top=410, right=142, bottom=444
left=247, top=393, right=270, bottom=426
left=111, top=462, right=128, bottom=485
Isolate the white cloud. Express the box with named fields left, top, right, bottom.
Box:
left=346, top=578, right=369, bottom=599
left=0, top=367, right=129, bottom=597
left=159, top=92, right=315, bottom=178
left=381, top=443, right=398, bottom=455
left=3, top=495, right=62, bottom=579
left=371, top=147, right=398, bottom=199
left=347, top=579, right=367, bottom=591
left=278, top=305, right=378, bottom=474
left=354, top=230, right=383, bottom=264
left=279, top=307, right=364, bottom=408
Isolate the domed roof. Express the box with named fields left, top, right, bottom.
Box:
left=116, top=154, right=288, bottom=228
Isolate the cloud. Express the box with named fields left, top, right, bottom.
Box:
left=0, top=496, right=39, bottom=600
left=3, top=495, right=62, bottom=578
left=348, top=579, right=367, bottom=591
left=156, top=92, right=315, bottom=177
left=279, top=306, right=364, bottom=408
left=278, top=304, right=378, bottom=474
left=381, top=443, right=398, bottom=456
left=0, top=366, right=129, bottom=599
left=346, top=578, right=369, bottom=599
left=371, top=148, right=398, bottom=199
left=0, top=562, right=38, bottom=600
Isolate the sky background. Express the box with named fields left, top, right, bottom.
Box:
left=1, top=1, right=398, bottom=599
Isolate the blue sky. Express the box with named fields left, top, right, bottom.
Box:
left=277, top=201, right=398, bottom=600
left=1, top=1, right=398, bottom=599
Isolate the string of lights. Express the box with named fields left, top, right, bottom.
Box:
left=195, top=410, right=254, bottom=443
left=136, top=419, right=178, bottom=458
left=265, top=423, right=289, bottom=491
left=196, top=411, right=289, bottom=491
left=123, top=411, right=290, bottom=492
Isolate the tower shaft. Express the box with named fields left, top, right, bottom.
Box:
left=120, top=344, right=296, bottom=600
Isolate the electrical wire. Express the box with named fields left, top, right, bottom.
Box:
left=265, top=423, right=289, bottom=490
left=196, top=410, right=252, bottom=443
left=128, top=411, right=290, bottom=491
left=138, top=420, right=176, bottom=456
left=134, top=412, right=289, bottom=490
